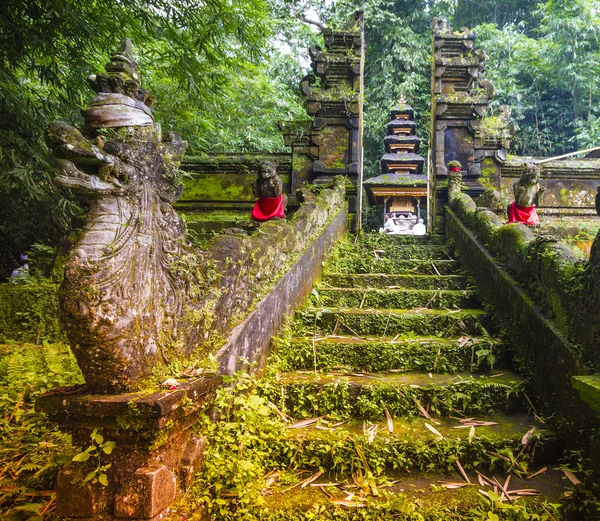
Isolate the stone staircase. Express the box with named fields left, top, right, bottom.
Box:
left=255, top=233, right=569, bottom=519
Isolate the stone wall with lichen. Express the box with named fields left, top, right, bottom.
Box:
left=446, top=192, right=600, bottom=465
left=448, top=192, right=599, bottom=367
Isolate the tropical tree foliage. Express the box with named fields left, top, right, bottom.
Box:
left=1, top=0, right=600, bottom=274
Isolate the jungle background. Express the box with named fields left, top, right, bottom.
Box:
left=1, top=0, right=600, bottom=279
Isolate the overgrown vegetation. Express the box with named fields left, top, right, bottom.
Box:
left=173, top=369, right=565, bottom=521
left=0, top=342, right=83, bottom=519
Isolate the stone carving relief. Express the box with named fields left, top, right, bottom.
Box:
left=46, top=39, right=190, bottom=392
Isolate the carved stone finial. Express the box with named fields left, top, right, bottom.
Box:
left=447, top=161, right=463, bottom=199
left=85, top=38, right=155, bottom=128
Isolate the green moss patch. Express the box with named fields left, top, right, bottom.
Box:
left=277, top=336, right=508, bottom=373
left=572, top=375, right=600, bottom=415
left=295, top=308, right=491, bottom=337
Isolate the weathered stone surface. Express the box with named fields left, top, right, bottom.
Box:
left=179, top=435, right=206, bottom=489
left=283, top=10, right=364, bottom=230
left=114, top=466, right=176, bottom=519
left=56, top=468, right=111, bottom=518
left=431, top=18, right=513, bottom=231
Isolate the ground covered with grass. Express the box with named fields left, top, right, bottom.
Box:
left=0, top=342, right=83, bottom=519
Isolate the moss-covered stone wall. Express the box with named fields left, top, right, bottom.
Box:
left=446, top=192, right=600, bottom=467
left=0, top=284, right=65, bottom=344
left=2, top=182, right=347, bottom=387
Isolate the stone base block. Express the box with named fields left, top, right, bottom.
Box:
left=56, top=468, right=112, bottom=518
left=115, top=466, right=176, bottom=519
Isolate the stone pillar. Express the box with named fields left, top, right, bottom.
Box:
left=37, top=376, right=219, bottom=520
left=283, top=10, right=365, bottom=231
left=430, top=18, right=513, bottom=231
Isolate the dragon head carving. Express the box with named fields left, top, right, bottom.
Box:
left=46, top=40, right=190, bottom=393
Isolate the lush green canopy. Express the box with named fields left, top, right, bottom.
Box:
left=2, top=0, right=600, bottom=275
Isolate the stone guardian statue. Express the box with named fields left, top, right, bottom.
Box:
left=45, top=39, right=189, bottom=392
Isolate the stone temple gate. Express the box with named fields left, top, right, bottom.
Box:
left=0, top=12, right=599, bottom=521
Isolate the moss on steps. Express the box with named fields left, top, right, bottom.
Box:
left=277, top=335, right=508, bottom=373
left=258, top=371, right=526, bottom=420
left=324, top=257, right=461, bottom=275
left=259, top=466, right=567, bottom=520
left=272, top=413, right=559, bottom=475
left=322, top=273, right=471, bottom=290
left=312, top=288, right=480, bottom=309
left=334, top=242, right=454, bottom=260
left=295, top=308, right=491, bottom=337
left=357, top=233, right=448, bottom=247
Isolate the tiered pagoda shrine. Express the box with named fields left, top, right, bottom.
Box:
left=364, top=101, right=427, bottom=233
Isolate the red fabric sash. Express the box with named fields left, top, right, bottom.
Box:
left=251, top=195, right=285, bottom=221
left=507, top=202, right=539, bottom=226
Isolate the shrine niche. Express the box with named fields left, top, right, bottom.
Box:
left=364, top=100, right=428, bottom=235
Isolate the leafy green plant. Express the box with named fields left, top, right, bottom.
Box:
left=71, top=429, right=116, bottom=486
left=0, top=342, right=83, bottom=519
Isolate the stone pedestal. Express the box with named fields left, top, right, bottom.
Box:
left=36, top=376, right=220, bottom=520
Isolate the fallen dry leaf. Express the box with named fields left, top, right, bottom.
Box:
left=527, top=467, right=548, bottom=480
left=522, top=426, right=536, bottom=445
left=413, top=397, right=441, bottom=425
left=456, top=459, right=471, bottom=484
left=562, top=469, right=582, bottom=486
left=290, top=417, right=324, bottom=429
left=384, top=407, right=394, bottom=433
left=425, top=423, right=444, bottom=439
left=301, top=471, right=323, bottom=488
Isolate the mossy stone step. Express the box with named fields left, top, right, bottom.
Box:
left=335, top=242, right=454, bottom=260
left=278, top=335, right=508, bottom=373
left=260, top=465, right=567, bottom=520
left=324, top=257, right=460, bottom=275
left=322, top=273, right=471, bottom=290
left=357, top=233, right=448, bottom=247
left=272, top=413, right=559, bottom=476
left=295, top=308, right=491, bottom=337
left=312, top=288, right=480, bottom=310
left=259, top=371, right=525, bottom=420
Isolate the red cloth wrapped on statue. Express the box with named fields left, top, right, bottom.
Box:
left=507, top=201, right=539, bottom=226
left=449, top=167, right=461, bottom=172
left=251, top=195, right=285, bottom=221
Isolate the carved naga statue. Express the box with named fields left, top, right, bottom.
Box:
left=507, top=162, right=545, bottom=226
left=46, top=39, right=190, bottom=393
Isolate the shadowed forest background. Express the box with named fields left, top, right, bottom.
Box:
left=1, top=0, right=599, bottom=278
